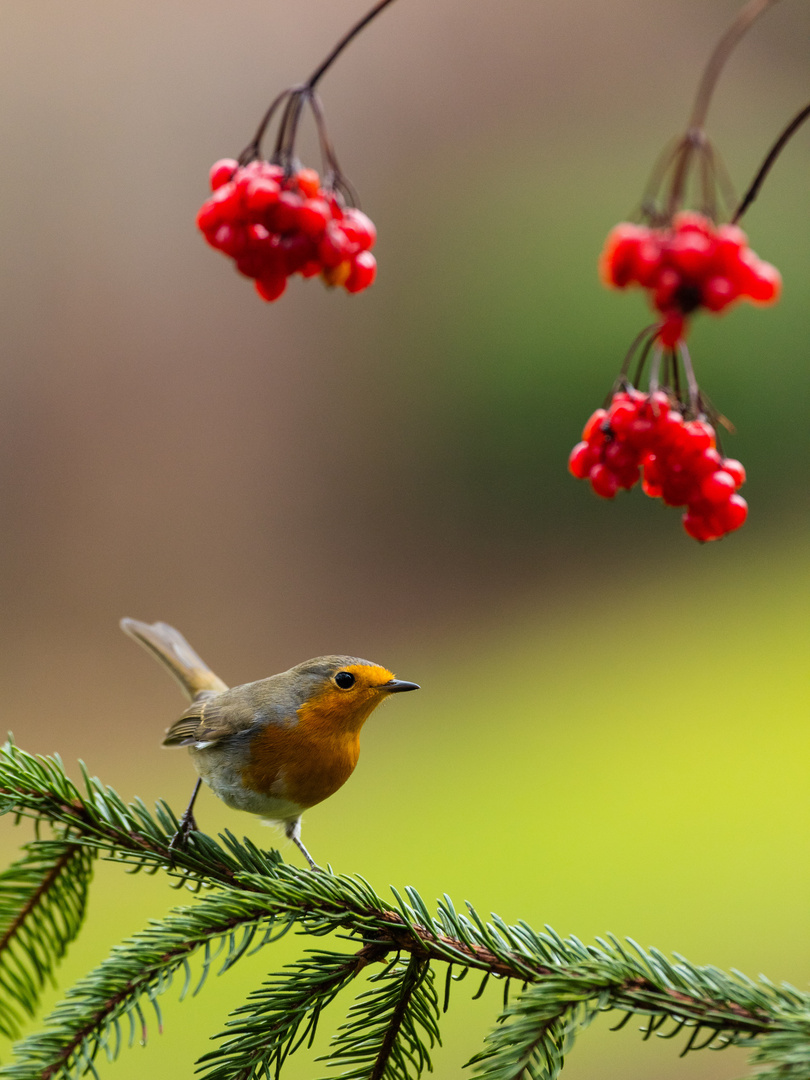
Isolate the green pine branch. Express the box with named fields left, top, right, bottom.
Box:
left=0, top=889, right=303, bottom=1079
left=0, top=840, right=94, bottom=1039
left=1, top=739, right=810, bottom=1080
left=319, top=952, right=440, bottom=1079
left=467, top=972, right=604, bottom=1080
left=196, top=946, right=374, bottom=1080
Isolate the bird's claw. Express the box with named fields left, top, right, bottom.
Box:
left=168, top=812, right=198, bottom=851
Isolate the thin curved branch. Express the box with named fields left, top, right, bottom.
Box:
left=688, top=0, right=783, bottom=130
left=733, top=100, right=810, bottom=222
left=305, top=0, right=400, bottom=90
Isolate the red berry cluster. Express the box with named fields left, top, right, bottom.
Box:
left=196, top=159, right=377, bottom=302
left=568, top=390, right=747, bottom=541
left=600, top=212, right=781, bottom=347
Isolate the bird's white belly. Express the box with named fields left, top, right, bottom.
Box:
left=190, top=748, right=303, bottom=823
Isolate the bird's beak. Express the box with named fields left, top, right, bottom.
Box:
left=381, top=679, right=420, bottom=693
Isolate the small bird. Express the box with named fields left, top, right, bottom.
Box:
left=120, top=618, right=419, bottom=869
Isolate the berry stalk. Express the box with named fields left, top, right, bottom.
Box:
left=239, top=0, right=400, bottom=171
left=733, top=99, right=810, bottom=222
left=687, top=0, right=783, bottom=132
left=305, top=0, right=401, bottom=91
left=664, top=0, right=782, bottom=220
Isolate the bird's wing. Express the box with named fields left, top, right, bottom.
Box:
left=162, top=689, right=257, bottom=748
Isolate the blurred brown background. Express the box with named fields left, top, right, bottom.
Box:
left=1, top=2, right=809, bottom=1077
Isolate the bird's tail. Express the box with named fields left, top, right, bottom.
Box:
left=120, top=618, right=229, bottom=700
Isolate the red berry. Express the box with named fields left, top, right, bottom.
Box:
left=568, top=441, right=595, bottom=479
left=199, top=159, right=380, bottom=304
left=603, top=441, right=639, bottom=473
left=657, top=313, right=684, bottom=348
left=342, top=208, right=377, bottom=251
left=209, top=158, right=238, bottom=191
left=196, top=198, right=221, bottom=233
left=715, top=493, right=748, bottom=533
left=235, top=251, right=267, bottom=279
left=688, top=447, right=723, bottom=477
left=661, top=474, right=697, bottom=507
left=652, top=267, right=682, bottom=312
left=745, top=258, right=782, bottom=304
left=682, top=509, right=719, bottom=542
left=295, top=168, right=321, bottom=199
left=607, top=402, right=637, bottom=435
left=298, top=198, right=331, bottom=237
left=715, top=224, right=747, bottom=276
left=657, top=408, right=685, bottom=444
left=245, top=177, right=281, bottom=217
left=681, top=419, right=715, bottom=453
left=255, top=274, right=287, bottom=302
left=702, top=276, right=737, bottom=312
left=668, top=230, right=713, bottom=277
left=318, top=222, right=354, bottom=268
left=673, top=211, right=712, bottom=237
left=246, top=229, right=284, bottom=276
left=614, top=465, right=641, bottom=490
left=599, top=224, right=644, bottom=287
left=589, top=464, right=619, bottom=499
left=201, top=182, right=242, bottom=228
left=701, top=469, right=736, bottom=503
left=280, top=233, right=317, bottom=274
left=624, top=415, right=657, bottom=448
left=345, top=251, right=377, bottom=293
left=271, top=191, right=304, bottom=233
left=634, top=238, right=663, bottom=287
left=722, top=458, right=746, bottom=488
left=582, top=408, right=608, bottom=443
left=209, top=223, right=248, bottom=257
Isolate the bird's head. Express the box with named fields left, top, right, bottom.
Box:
left=290, top=655, right=419, bottom=735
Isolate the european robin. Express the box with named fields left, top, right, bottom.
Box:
left=120, top=618, right=419, bottom=869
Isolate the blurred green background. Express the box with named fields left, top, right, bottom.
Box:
left=0, top=1, right=808, bottom=1077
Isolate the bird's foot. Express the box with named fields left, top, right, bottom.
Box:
left=168, top=810, right=198, bottom=851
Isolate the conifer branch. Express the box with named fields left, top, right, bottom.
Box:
left=0, top=740, right=262, bottom=891
left=196, top=945, right=379, bottom=1080
left=467, top=974, right=603, bottom=1080
left=320, top=952, right=439, bottom=1079
left=1, top=742, right=809, bottom=1080
left=0, top=841, right=94, bottom=1039
left=0, top=891, right=301, bottom=1079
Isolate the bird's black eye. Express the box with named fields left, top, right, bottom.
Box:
left=334, top=671, right=355, bottom=689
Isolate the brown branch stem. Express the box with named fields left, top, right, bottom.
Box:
left=665, top=0, right=782, bottom=217
left=369, top=955, right=428, bottom=1080
left=688, top=0, right=783, bottom=131
left=305, top=0, right=401, bottom=89
left=733, top=99, right=810, bottom=222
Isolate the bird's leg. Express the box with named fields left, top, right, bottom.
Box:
left=169, top=778, right=202, bottom=850
left=285, top=818, right=322, bottom=872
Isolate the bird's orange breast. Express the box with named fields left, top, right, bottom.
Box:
left=240, top=678, right=389, bottom=809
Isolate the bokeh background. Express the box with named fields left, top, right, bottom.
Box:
left=1, top=1, right=809, bottom=1077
